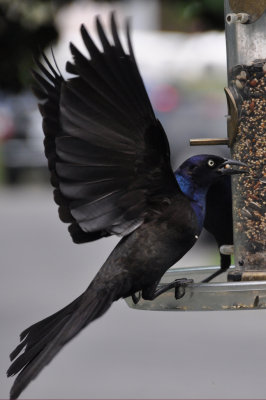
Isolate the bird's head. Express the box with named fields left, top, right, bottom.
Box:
left=175, top=154, right=248, bottom=191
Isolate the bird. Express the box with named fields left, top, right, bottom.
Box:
left=7, top=13, right=247, bottom=399
left=203, top=176, right=233, bottom=282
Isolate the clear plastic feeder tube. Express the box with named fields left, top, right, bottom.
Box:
left=224, top=0, right=266, bottom=279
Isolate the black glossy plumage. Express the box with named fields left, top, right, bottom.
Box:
left=32, top=15, right=179, bottom=242
left=7, top=14, right=244, bottom=399
left=204, top=176, right=233, bottom=281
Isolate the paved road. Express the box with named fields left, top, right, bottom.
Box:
left=1, top=186, right=266, bottom=399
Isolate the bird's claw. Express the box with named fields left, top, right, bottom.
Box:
left=174, top=278, right=194, bottom=299
left=132, top=278, right=193, bottom=303
left=131, top=291, right=141, bottom=304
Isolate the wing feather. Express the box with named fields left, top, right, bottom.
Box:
left=33, top=13, right=180, bottom=243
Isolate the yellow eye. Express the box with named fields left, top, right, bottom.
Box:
left=208, top=159, right=215, bottom=168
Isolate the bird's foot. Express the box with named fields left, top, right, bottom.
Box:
left=131, top=292, right=141, bottom=305
left=173, top=278, right=194, bottom=299
left=142, top=278, right=193, bottom=301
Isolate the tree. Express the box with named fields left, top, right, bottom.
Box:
left=0, top=0, right=64, bottom=93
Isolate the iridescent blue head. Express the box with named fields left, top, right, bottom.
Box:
left=174, top=154, right=247, bottom=228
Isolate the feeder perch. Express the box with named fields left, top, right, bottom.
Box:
left=125, top=0, right=266, bottom=311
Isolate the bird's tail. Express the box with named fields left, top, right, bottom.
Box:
left=7, top=278, right=120, bottom=399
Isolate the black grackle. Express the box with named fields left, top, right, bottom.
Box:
left=7, top=14, right=247, bottom=399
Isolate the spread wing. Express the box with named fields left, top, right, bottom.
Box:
left=33, top=13, right=180, bottom=243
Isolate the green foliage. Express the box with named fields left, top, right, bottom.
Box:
left=0, top=0, right=60, bottom=93
left=161, top=0, right=224, bottom=32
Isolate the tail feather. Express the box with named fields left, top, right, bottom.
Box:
left=7, top=285, right=117, bottom=399
left=8, top=316, right=69, bottom=376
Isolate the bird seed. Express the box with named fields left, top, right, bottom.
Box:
left=229, top=59, right=266, bottom=270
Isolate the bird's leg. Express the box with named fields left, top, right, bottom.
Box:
left=202, top=254, right=231, bottom=283
left=202, top=268, right=227, bottom=283
left=131, top=292, right=141, bottom=304
left=142, top=278, right=193, bottom=301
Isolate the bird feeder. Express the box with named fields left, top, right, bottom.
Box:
left=126, top=0, right=266, bottom=311
left=224, top=0, right=266, bottom=281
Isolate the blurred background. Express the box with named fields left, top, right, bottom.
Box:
left=1, top=1, right=266, bottom=399
left=0, top=0, right=228, bottom=185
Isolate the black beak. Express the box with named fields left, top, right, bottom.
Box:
left=218, top=159, right=249, bottom=175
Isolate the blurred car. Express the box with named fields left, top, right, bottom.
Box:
left=1, top=92, right=47, bottom=184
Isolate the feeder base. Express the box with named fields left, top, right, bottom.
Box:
left=125, top=265, right=266, bottom=311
